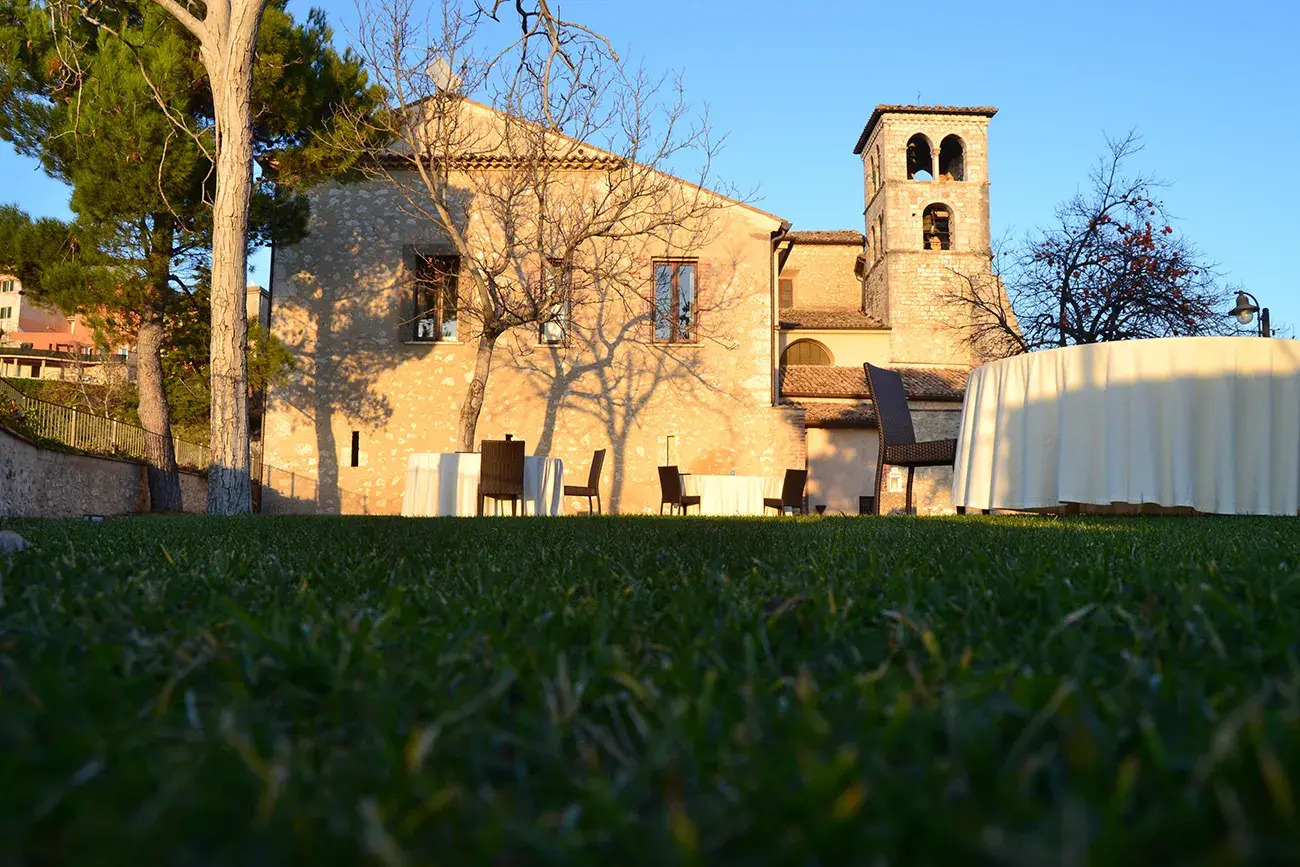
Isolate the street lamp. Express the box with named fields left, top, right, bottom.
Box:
left=1228, top=291, right=1271, bottom=338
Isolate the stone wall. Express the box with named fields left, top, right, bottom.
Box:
left=859, top=111, right=996, bottom=369
left=0, top=425, right=208, bottom=517
left=780, top=242, right=863, bottom=309
left=803, top=403, right=961, bottom=516
left=262, top=176, right=806, bottom=515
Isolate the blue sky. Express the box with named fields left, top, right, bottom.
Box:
left=3, top=0, right=1296, bottom=328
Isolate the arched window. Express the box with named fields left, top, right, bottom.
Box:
left=906, top=134, right=933, bottom=180
left=938, top=135, right=965, bottom=181
left=922, top=204, right=952, bottom=250
left=876, top=214, right=885, bottom=258
left=781, top=339, right=833, bottom=366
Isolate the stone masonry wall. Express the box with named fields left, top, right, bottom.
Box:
left=1, top=425, right=208, bottom=517
left=780, top=242, right=863, bottom=309
left=262, top=176, right=805, bottom=515
left=860, top=111, right=996, bottom=369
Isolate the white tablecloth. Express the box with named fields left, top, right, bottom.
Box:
left=682, top=474, right=781, bottom=516
left=401, top=453, right=564, bottom=516
left=952, top=337, right=1300, bottom=515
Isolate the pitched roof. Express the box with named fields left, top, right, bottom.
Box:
left=784, top=230, right=865, bottom=245
left=780, top=365, right=969, bottom=401
left=779, top=308, right=884, bottom=330
left=385, top=97, right=791, bottom=227
left=853, top=104, right=999, bottom=154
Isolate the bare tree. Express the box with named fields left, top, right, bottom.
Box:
left=336, top=0, right=737, bottom=451
left=947, top=132, right=1228, bottom=354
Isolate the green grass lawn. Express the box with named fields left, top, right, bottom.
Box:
left=2, top=515, right=1299, bottom=865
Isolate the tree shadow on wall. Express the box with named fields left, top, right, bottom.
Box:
left=266, top=260, right=395, bottom=514
left=511, top=249, right=763, bottom=512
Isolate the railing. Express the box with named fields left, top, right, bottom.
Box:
left=2, top=377, right=212, bottom=470
left=1, top=378, right=365, bottom=513
left=0, top=346, right=128, bottom=362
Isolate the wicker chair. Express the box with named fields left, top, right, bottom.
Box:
left=657, top=465, right=701, bottom=515
left=863, top=363, right=958, bottom=516
left=764, top=468, right=808, bottom=515
left=478, top=439, right=526, bottom=515
left=564, top=448, right=606, bottom=514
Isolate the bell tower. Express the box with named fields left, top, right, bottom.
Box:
left=854, top=105, right=997, bottom=365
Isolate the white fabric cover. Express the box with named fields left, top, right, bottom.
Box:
left=952, top=337, right=1300, bottom=515
left=682, top=474, right=782, bottom=516
left=401, top=452, right=565, bottom=516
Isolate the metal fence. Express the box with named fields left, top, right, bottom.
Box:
left=2, top=378, right=212, bottom=470
left=1, top=378, right=367, bottom=513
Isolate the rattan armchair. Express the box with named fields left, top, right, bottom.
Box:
left=478, top=439, right=526, bottom=515
left=564, top=448, right=606, bottom=514
left=764, top=468, right=808, bottom=515
left=657, top=465, right=701, bottom=515
left=863, top=363, right=958, bottom=516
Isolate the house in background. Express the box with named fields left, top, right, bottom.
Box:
left=0, top=274, right=132, bottom=383
left=261, top=104, right=1002, bottom=515
left=773, top=105, right=999, bottom=513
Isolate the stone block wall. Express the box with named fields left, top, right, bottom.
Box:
left=780, top=242, right=863, bottom=309
left=0, top=425, right=208, bottom=517
left=262, top=177, right=805, bottom=515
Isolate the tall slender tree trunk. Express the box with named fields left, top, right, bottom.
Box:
left=135, top=317, right=184, bottom=511
left=457, top=332, right=497, bottom=451
left=202, top=39, right=259, bottom=515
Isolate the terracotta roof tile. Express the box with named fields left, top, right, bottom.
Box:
left=780, top=365, right=969, bottom=401
left=779, top=308, right=884, bottom=330
left=784, top=230, right=865, bottom=245
left=854, top=104, right=999, bottom=153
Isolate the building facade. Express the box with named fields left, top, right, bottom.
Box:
left=0, top=274, right=131, bottom=382
left=262, top=104, right=1002, bottom=515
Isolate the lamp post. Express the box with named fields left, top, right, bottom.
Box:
left=1228, top=291, right=1271, bottom=338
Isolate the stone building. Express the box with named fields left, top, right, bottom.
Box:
left=261, top=103, right=1000, bottom=515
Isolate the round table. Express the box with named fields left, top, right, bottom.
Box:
left=401, top=453, right=565, bottom=516
left=952, top=337, right=1300, bottom=515
left=682, top=474, right=782, bottom=516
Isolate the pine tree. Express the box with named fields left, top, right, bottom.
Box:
left=0, top=0, right=375, bottom=510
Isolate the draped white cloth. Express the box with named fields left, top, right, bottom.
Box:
left=401, top=452, right=565, bottom=517
left=682, top=474, right=782, bottom=516
left=952, top=337, right=1300, bottom=515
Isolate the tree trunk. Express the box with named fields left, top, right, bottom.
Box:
left=203, top=41, right=258, bottom=515
left=456, top=332, right=497, bottom=451
left=135, top=318, right=184, bottom=512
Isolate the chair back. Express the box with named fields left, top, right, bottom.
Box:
left=657, top=465, right=683, bottom=502
left=864, top=363, right=916, bottom=447
left=480, top=439, right=525, bottom=495
left=781, top=468, right=807, bottom=507
left=586, top=449, right=607, bottom=490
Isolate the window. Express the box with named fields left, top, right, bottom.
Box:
left=412, top=254, right=459, bottom=342
left=539, top=257, right=572, bottom=344
left=778, top=277, right=794, bottom=308
left=906, top=134, right=934, bottom=180
left=350, top=431, right=360, bottom=468
left=653, top=260, right=696, bottom=343
left=0, top=307, right=11, bottom=320
left=938, top=135, right=965, bottom=181
left=922, top=204, right=952, bottom=250
left=781, top=339, right=833, bottom=366
left=0, top=279, right=14, bottom=292
left=876, top=214, right=885, bottom=259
